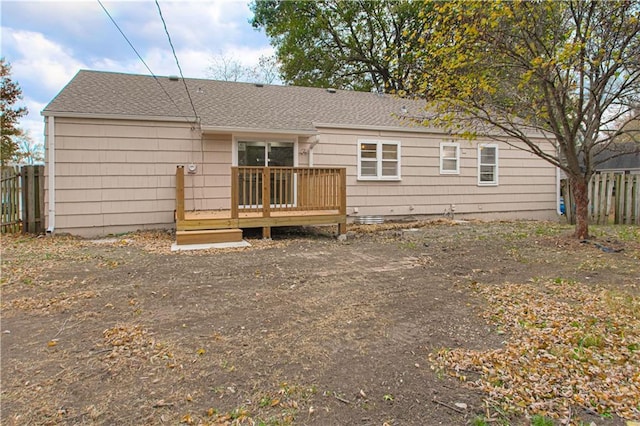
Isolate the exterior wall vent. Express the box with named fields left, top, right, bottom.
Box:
left=355, top=215, right=384, bottom=225
left=326, top=88, right=336, bottom=93
left=168, top=75, right=179, bottom=81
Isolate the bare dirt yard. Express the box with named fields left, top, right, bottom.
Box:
left=1, top=220, right=639, bottom=426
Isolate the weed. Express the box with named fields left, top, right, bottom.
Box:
left=613, top=225, right=640, bottom=242
left=531, top=414, right=554, bottom=426
left=399, top=241, right=418, bottom=250
left=472, top=416, right=489, bottom=426
left=578, top=333, right=604, bottom=349
left=601, top=408, right=613, bottom=419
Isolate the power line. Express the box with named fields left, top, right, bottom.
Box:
left=154, top=0, right=199, bottom=123
left=96, top=0, right=193, bottom=121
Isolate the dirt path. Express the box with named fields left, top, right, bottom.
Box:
left=1, top=221, right=638, bottom=425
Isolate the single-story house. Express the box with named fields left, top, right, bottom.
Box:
left=42, top=70, right=559, bottom=241
left=595, top=145, right=640, bottom=175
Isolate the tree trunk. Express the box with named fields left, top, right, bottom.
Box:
left=571, top=177, right=590, bottom=239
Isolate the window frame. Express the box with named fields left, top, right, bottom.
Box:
left=477, top=143, right=499, bottom=186
left=357, top=139, right=401, bottom=181
left=439, top=142, right=460, bottom=175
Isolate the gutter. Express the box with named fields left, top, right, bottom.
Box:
left=201, top=125, right=318, bottom=137
left=46, top=116, right=55, bottom=233
left=42, top=111, right=197, bottom=124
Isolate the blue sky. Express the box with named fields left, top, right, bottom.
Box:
left=1, top=0, right=274, bottom=147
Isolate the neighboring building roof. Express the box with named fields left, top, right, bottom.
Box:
left=596, top=143, right=640, bottom=170
left=43, top=70, right=430, bottom=134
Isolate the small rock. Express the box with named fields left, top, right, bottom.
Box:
left=454, top=402, right=467, bottom=410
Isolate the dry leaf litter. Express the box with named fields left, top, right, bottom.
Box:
left=430, top=280, right=640, bottom=424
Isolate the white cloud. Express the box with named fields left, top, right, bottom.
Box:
left=2, top=0, right=276, bottom=148
left=5, top=28, right=86, bottom=93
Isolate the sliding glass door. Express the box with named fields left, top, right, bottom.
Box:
left=237, top=141, right=295, bottom=207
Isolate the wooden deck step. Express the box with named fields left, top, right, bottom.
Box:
left=176, top=229, right=243, bottom=245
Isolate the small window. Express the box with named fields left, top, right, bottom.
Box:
left=440, top=142, right=460, bottom=174
left=478, top=143, right=498, bottom=186
left=357, top=140, right=401, bottom=180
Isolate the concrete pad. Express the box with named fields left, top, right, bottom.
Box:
left=171, top=240, right=251, bottom=252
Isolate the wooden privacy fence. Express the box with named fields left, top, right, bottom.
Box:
left=1, top=165, right=45, bottom=234
left=561, top=173, right=640, bottom=225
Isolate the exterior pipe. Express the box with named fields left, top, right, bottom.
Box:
left=556, top=165, right=562, bottom=216
left=46, top=115, right=55, bottom=233
left=308, top=135, right=319, bottom=167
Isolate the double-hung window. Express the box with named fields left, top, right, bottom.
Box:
left=440, top=142, right=460, bottom=174
left=358, top=140, right=401, bottom=180
left=478, top=143, right=498, bottom=186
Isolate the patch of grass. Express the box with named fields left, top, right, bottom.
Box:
left=578, top=257, right=613, bottom=271
left=472, top=416, right=490, bottom=426
left=531, top=414, right=554, bottom=426
left=399, top=241, right=418, bottom=250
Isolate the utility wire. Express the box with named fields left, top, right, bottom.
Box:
left=96, top=0, right=192, bottom=121
left=154, top=0, right=200, bottom=123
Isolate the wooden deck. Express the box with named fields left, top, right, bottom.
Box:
left=175, top=166, right=347, bottom=243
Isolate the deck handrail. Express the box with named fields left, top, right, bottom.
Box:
left=231, top=166, right=346, bottom=219
left=175, top=165, right=347, bottom=236
left=176, top=165, right=185, bottom=221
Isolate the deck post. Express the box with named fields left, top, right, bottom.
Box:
left=176, top=165, right=185, bottom=221
left=262, top=166, right=271, bottom=239
left=338, top=168, right=347, bottom=235
left=230, top=167, right=239, bottom=220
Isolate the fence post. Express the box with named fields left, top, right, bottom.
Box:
left=21, top=166, right=44, bottom=234
left=175, top=166, right=185, bottom=221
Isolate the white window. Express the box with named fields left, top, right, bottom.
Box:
left=440, top=142, right=460, bottom=174
left=478, top=143, right=498, bottom=186
left=357, top=140, right=401, bottom=180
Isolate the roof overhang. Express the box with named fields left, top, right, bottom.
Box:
left=41, top=111, right=198, bottom=123
left=201, top=125, right=318, bottom=137
left=312, top=122, right=443, bottom=135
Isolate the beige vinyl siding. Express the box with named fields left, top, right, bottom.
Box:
left=313, top=126, right=557, bottom=221
left=45, top=117, right=233, bottom=236
left=45, top=115, right=558, bottom=237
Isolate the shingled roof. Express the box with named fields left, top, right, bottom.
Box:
left=43, top=70, right=428, bottom=134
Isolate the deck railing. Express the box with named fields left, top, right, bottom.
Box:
left=232, top=166, right=346, bottom=213
left=176, top=165, right=347, bottom=221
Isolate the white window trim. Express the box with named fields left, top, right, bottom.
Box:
left=440, top=142, right=460, bottom=174
left=477, top=143, right=499, bottom=186
left=232, top=136, right=298, bottom=167
left=357, top=139, right=401, bottom=181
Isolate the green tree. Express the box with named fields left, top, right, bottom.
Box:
left=411, top=0, right=640, bottom=239
left=250, top=0, right=430, bottom=93
left=1, top=58, right=28, bottom=165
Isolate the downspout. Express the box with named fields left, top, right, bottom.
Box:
left=46, top=115, right=55, bottom=233
left=556, top=166, right=562, bottom=216
left=307, top=135, right=320, bottom=167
